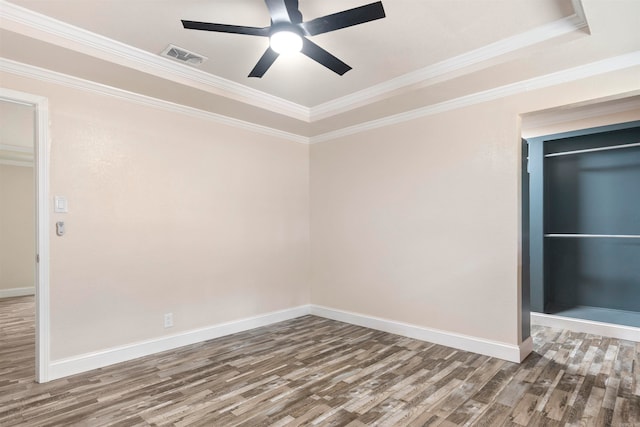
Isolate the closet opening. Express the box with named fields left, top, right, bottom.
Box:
left=526, top=120, right=640, bottom=332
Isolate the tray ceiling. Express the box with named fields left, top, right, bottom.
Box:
left=1, top=0, right=639, bottom=139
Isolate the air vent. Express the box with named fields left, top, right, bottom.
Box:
left=160, top=44, right=207, bottom=66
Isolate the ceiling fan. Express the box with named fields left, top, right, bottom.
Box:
left=181, top=0, right=386, bottom=78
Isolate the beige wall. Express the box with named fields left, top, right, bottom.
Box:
left=1, top=72, right=310, bottom=360
left=1, top=64, right=638, bottom=363
left=311, top=105, right=522, bottom=344
left=310, top=67, right=640, bottom=346
left=0, top=164, right=35, bottom=292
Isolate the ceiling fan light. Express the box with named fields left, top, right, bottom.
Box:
left=270, top=31, right=302, bottom=55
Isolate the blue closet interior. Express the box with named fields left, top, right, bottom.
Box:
left=527, top=121, right=640, bottom=327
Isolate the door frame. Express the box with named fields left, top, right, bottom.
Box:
left=0, top=88, right=50, bottom=383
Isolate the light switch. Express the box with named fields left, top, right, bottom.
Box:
left=54, top=196, right=68, bottom=213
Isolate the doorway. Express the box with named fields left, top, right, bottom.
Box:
left=0, top=100, right=35, bottom=298
left=526, top=120, right=640, bottom=329
left=0, top=88, right=50, bottom=383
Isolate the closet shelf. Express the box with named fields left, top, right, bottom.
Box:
left=545, top=141, right=640, bottom=157
left=545, top=233, right=640, bottom=239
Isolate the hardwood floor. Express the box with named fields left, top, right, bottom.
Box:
left=1, top=296, right=639, bottom=426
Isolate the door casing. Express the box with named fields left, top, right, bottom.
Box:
left=0, top=88, right=50, bottom=383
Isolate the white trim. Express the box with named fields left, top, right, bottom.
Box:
left=35, top=93, right=51, bottom=384
left=571, top=0, right=588, bottom=30
left=532, top=312, right=640, bottom=342
left=0, top=87, right=51, bottom=383
left=0, top=0, right=309, bottom=122
left=0, top=144, right=33, bottom=153
left=309, top=13, right=588, bottom=120
left=4, top=53, right=637, bottom=147
left=309, top=51, right=640, bottom=144
left=0, top=143, right=34, bottom=166
left=0, top=58, right=309, bottom=145
left=0, top=0, right=590, bottom=122
left=4, top=51, right=638, bottom=147
left=48, top=305, right=311, bottom=381
left=0, top=287, right=35, bottom=298
left=0, top=159, right=33, bottom=167
left=48, top=304, right=534, bottom=381
left=310, top=305, right=528, bottom=363
left=522, top=96, right=640, bottom=132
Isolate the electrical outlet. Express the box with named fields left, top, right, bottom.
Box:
left=164, top=312, right=173, bottom=328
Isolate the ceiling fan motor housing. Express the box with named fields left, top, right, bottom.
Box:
left=269, top=23, right=303, bottom=54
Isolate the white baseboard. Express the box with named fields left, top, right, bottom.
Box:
left=532, top=312, right=640, bottom=342
left=0, top=287, right=35, bottom=298
left=48, top=305, right=311, bottom=381
left=310, top=305, right=530, bottom=363
left=47, top=304, right=534, bottom=381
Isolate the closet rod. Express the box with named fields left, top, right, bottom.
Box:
left=545, top=141, right=640, bottom=158
left=545, top=234, right=640, bottom=239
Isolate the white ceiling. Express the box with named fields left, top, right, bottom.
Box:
left=1, top=0, right=639, bottom=138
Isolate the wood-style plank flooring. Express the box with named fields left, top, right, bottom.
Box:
left=1, top=296, right=639, bottom=426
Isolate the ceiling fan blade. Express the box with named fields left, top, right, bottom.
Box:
left=300, top=38, right=351, bottom=75
left=264, top=0, right=292, bottom=24
left=301, top=2, right=386, bottom=36
left=284, top=0, right=303, bottom=24
left=248, top=48, right=280, bottom=78
left=182, top=20, right=269, bottom=36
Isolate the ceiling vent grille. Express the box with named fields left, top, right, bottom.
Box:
left=161, top=44, right=207, bottom=66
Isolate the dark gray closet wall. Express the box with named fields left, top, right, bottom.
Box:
left=528, top=121, right=640, bottom=326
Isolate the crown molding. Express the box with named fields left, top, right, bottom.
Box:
left=309, top=51, right=640, bottom=144
left=1, top=0, right=591, bottom=124
left=0, top=58, right=310, bottom=144
left=0, top=143, right=33, bottom=153
left=571, top=0, right=588, bottom=31
left=0, top=159, right=33, bottom=167
left=0, top=0, right=311, bottom=122
left=309, top=11, right=589, bottom=121
left=0, top=144, right=34, bottom=165
left=3, top=50, right=638, bottom=146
